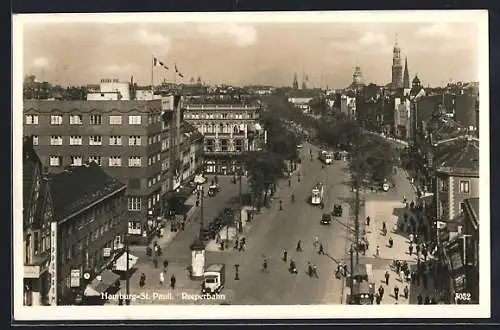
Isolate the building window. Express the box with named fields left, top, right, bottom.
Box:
left=69, top=114, right=83, bottom=125
left=109, top=156, right=122, bottom=167
left=50, top=115, right=63, bottom=125
left=89, top=135, right=102, bottom=146
left=128, top=156, right=142, bottom=167
left=90, top=114, right=102, bottom=125
left=129, top=115, right=142, bottom=125
left=109, top=115, right=122, bottom=125
left=69, top=136, right=83, bottom=145
left=129, top=136, right=142, bottom=146
left=157, top=154, right=161, bottom=161
left=50, top=136, right=63, bottom=145
left=128, top=197, right=142, bottom=211
left=71, top=156, right=83, bottom=166
left=32, top=136, right=39, bottom=145
left=148, top=137, right=153, bottom=145
left=25, top=114, right=39, bottom=125
left=161, top=139, right=167, bottom=151
left=49, top=156, right=62, bottom=166
left=459, top=180, right=470, bottom=194
left=88, top=156, right=102, bottom=166
left=109, top=136, right=122, bottom=146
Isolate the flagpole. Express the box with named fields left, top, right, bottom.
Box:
left=151, top=55, right=154, bottom=100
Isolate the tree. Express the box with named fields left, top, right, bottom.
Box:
left=243, top=151, right=284, bottom=209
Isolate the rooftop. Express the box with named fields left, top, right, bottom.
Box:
left=24, top=99, right=162, bottom=113
left=434, top=137, right=479, bottom=175
left=47, top=163, right=126, bottom=223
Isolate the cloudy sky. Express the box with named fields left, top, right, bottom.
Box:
left=18, top=13, right=483, bottom=88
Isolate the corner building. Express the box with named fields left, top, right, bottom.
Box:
left=23, top=99, right=176, bottom=244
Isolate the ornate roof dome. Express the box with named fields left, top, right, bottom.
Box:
left=412, top=74, right=421, bottom=85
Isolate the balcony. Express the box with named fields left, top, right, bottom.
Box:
left=184, top=104, right=259, bottom=110
left=203, top=149, right=244, bottom=156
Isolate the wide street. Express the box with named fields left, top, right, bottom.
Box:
left=114, top=138, right=424, bottom=306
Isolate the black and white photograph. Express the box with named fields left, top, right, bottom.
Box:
left=13, top=10, right=489, bottom=320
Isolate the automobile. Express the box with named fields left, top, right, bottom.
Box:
left=332, top=204, right=343, bottom=217
left=297, top=144, right=303, bottom=149
left=320, top=213, right=332, bottom=225
left=208, top=184, right=220, bottom=197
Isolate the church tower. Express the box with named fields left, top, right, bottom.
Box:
left=391, top=34, right=403, bottom=88
left=292, top=73, right=299, bottom=89
left=403, top=57, right=410, bottom=89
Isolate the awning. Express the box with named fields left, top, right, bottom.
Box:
left=84, top=269, right=120, bottom=296
left=113, top=253, right=138, bottom=272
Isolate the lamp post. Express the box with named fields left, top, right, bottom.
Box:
left=198, top=186, right=204, bottom=240
left=125, top=233, right=130, bottom=305
left=238, top=171, right=243, bottom=233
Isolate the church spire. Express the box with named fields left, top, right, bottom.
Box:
left=403, top=57, right=410, bottom=89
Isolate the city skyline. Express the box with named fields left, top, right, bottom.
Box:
left=18, top=12, right=482, bottom=89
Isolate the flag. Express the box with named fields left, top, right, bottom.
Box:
left=153, top=56, right=169, bottom=70
left=175, top=64, right=184, bottom=78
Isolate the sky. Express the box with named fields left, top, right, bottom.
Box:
left=18, top=13, right=483, bottom=89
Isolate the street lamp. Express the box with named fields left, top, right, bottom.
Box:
left=197, top=186, right=205, bottom=241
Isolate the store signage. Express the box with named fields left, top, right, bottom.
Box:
left=70, top=269, right=81, bottom=288
left=103, top=248, right=112, bottom=257
left=48, top=222, right=57, bottom=305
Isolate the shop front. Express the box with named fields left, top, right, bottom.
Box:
left=23, top=265, right=50, bottom=306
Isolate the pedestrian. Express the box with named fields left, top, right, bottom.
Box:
left=288, top=178, right=291, bottom=187
left=416, top=244, right=421, bottom=256
left=313, top=235, right=319, bottom=248
left=403, top=285, right=409, bottom=299
left=417, top=294, right=423, bottom=305
left=279, top=200, right=283, bottom=211
left=378, top=285, right=385, bottom=300
left=424, top=296, right=430, bottom=305
left=319, top=243, right=324, bottom=255
left=382, top=221, right=387, bottom=232
left=409, top=243, right=413, bottom=256
left=159, top=271, right=164, bottom=286
left=139, top=273, right=146, bottom=288
left=376, top=245, right=380, bottom=257
left=385, top=271, right=390, bottom=285
left=394, top=286, right=399, bottom=301
left=370, top=293, right=374, bottom=305
left=375, top=293, right=381, bottom=305
left=163, top=260, right=169, bottom=270
left=296, top=240, right=302, bottom=252
left=422, top=248, right=428, bottom=261
left=399, top=269, right=405, bottom=283
left=388, top=237, right=394, bottom=248
left=170, top=275, right=176, bottom=289
left=409, top=233, right=414, bottom=244
left=366, top=216, right=370, bottom=226
left=154, top=245, right=159, bottom=255
left=153, top=258, right=158, bottom=268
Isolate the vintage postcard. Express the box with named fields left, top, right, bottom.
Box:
left=13, top=10, right=490, bottom=321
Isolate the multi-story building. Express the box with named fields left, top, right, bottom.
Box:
left=340, top=94, right=357, bottom=118
left=433, top=136, right=479, bottom=222
left=45, top=163, right=128, bottom=305
left=179, top=122, right=204, bottom=184
left=23, top=99, right=178, bottom=244
left=23, top=136, right=53, bottom=306
left=182, top=100, right=263, bottom=174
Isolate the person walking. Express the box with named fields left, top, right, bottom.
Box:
left=159, top=271, right=165, bottom=286
left=170, top=275, right=176, bottom=289
left=385, top=271, right=390, bottom=285
left=163, top=260, right=169, bottom=271
left=399, top=269, right=405, bottom=283
left=409, top=243, right=413, bottom=256
left=416, top=244, right=421, bottom=257
left=417, top=294, right=423, bottom=305
left=313, top=235, right=319, bottom=248
left=296, top=240, right=302, bottom=252
left=388, top=236, right=394, bottom=248
left=376, top=245, right=380, bottom=258
left=139, top=273, right=146, bottom=288
left=394, top=286, right=399, bottom=301
left=319, top=243, right=324, bottom=255
left=403, top=285, right=409, bottom=299
left=424, top=296, right=430, bottom=305
left=366, top=216, right=370, bottom=226
left=378, top=285, right=385, bottom=300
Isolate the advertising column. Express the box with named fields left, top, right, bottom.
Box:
left=48, top=222, right=58, bottom=305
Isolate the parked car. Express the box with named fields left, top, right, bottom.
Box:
left=332, top=204, right=343, bottom=217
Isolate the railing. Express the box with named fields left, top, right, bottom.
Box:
left=184, top=104, right=259, bottom=110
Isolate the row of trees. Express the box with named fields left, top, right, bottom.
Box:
left=244, top=108, right=300, bottom=209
